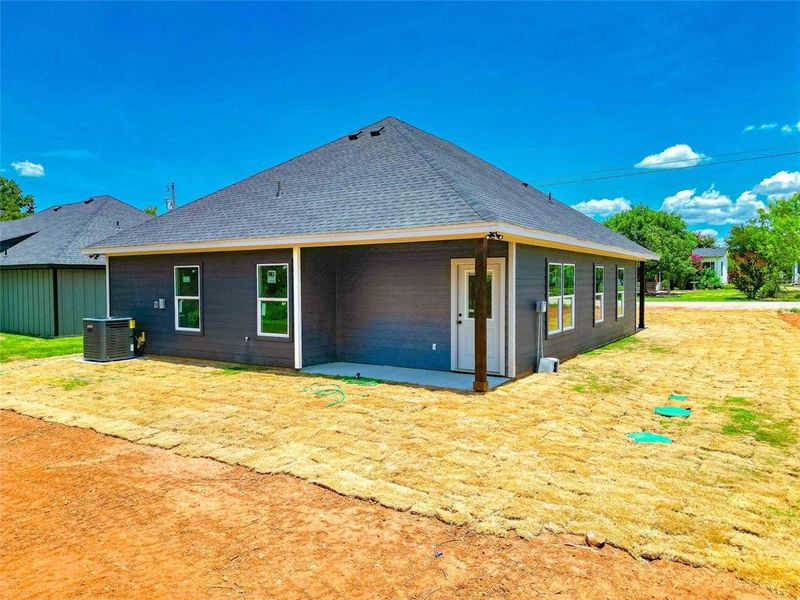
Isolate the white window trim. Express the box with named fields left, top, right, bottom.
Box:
left=174, top=265, right=201, bottom=332
left=594, top=265, right=604, bottom=325
left=617, top=266, right=625, bottom=320
left=548, top=262, right=576, bottom=335
left=256, top=263, right=290, bottom=338
left=562, top=263, right=576, bottom=332
left=547, top=262, right=563, bottom=335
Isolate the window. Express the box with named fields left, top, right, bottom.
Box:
left=257, top=264, right=289, bottom=337
left=174, top=266, right=201, bottom=331
left=547, top=262, right=575, bottom=334
left=594, top=266, right=604, bottom=324
left=547, top=263, right=562, bottom=334
left=616, top=266, right=625, bottom=319
left=562, top=264, right=575, bottom=331
left=467, top=272, right=493, bottom=319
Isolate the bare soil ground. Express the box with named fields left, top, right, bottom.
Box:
left=0, top=411, right=779, bottom=599
left=1, top=310, right=798, bottom=595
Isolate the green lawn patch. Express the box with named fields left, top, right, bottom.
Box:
left=707, top=396, right=796, bottom=448
left=58, top=377, right=90, bottom=391
left=0, top=333, right=83, bottom=363
left=583, top=336, right=640, bottom=356
left=647, top=285, right=800, bottom=302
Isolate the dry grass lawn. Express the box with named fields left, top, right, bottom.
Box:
left=1, top=309, right=798, bottom=595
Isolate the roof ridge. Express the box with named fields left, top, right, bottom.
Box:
left=390, top=119, right=492, bottom=223
left=146, top=116, right=395, bottom=219
left=43, top=194, right=110, bottom=258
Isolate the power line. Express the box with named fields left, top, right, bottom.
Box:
left=533, top=150, right=800, bottom=188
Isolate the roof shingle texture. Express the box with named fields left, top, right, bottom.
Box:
left=90, top=117, right=650, bottom=256
left=1, top=196, right=150, bottom=267
left=692, top=247, right=727, bottom=258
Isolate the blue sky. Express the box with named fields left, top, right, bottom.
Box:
left=2, top=2, right=799, bottom=240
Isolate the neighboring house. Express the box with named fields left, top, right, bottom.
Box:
left=693, top=247, right=728, bottom=284
left=793, top=263, right=800, bottom=286
left=85, top=117, right=656, bottom=390
left=1, top=196, right=150, bottom=337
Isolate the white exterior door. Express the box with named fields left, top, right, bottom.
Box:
left=453, top=258, right=505, bottom=375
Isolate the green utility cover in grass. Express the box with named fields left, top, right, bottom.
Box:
left=669, top=394, right=688, bottom=402
left=628, top=432, right=673, bottom=444
left=655, top=406, right=692, bottom=418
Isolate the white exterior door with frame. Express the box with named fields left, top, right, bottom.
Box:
left=452, top=258, right=505, bottom=375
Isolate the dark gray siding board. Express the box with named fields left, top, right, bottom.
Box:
left=515, top=244, right=637, bottom=375
left=110, top=250, right=294, bottom=367
left=301, top=247, right=337, bottom=366
left=333, top=240, right=507, bottom=371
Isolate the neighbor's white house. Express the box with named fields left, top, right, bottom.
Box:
left=693, top=247, right=728, bottom=284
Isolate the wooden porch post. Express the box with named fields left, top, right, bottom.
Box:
left=638, top=261, right=646, bottom=330
left=473, top=237, right=489, bottom=392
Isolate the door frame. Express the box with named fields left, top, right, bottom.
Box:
left=450, top=257, right=506, bottom=376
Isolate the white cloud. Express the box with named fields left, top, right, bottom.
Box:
left=694, top=228, right=719, bottom=239
left=572, top=197, right=631, bottom=218
left=744, top=121, right=799, bottom=134
left=743, top=123, right=778, bottom=132
left=661, top=186, right=765, bottom=225
left=753, top=170, right=800, bottom=195
left=10, top=160, right=45, bottom=177
left=634, top=144, right=706, bottom=169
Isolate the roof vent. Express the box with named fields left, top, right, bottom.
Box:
left=547, top=192, right=554, bottom=205
left=115, top=220, right=121, bottom=232
left=370, top=126, right=385, bottom=137
left=522, top=182, right=529, bottom=188
left=84, top=198, right=95, bottom=204
left=276, top=181, right=282, bottom=198
left=53, top=206, right=61, bottom=211
left=348, top=131, right=362, bottom=141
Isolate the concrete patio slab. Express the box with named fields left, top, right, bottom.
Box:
left=301, top=361, right=509, bottom=390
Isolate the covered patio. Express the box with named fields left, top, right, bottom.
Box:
left=301, top=361, right=509, bottom=391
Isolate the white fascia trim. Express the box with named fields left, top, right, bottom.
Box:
left=84, top=220, right=657, bottom=261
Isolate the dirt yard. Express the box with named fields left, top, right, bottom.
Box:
left=0, top=411, right=779, bottom=599
left=1, top=309, right=798, bottom=595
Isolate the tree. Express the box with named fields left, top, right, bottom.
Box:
left=727, top=193, right=800, bottom=299
left=144, top=206, right=158, bottom=217
left=756, top=192, right=800, bottom=277
left=604, top=205, right=697, bottom=286
left=727, top=224, right=776, bottom=299
left=694, top=231, right=717, bottom=248
left=0, top=177, right=35, bottom=221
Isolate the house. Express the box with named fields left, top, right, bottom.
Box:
left=692, top=247, right=728, bottom=284
left=84, top=117, right=656, bottom=391
left=1, top=196, right=150, bottom=337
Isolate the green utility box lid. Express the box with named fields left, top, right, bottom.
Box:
left=628, top=432, right=673, bottom=444
left=654, top=406, right=692, bottom=418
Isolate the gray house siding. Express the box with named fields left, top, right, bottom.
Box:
left=515, top=244, right=637, bottom=375
left=109, top=250, right=294, bottom=367
left=301, top=240, right=507, bottom=371
left=301, top=247, right=338, bottom=366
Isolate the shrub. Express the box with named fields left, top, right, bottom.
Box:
left=698, top=267, right=722, bottom=289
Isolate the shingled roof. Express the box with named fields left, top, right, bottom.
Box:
left=692, top=247, right=727, bottom=258
left=1, top=195, right=150, bottom=267
left=86, top=117, right=655, bottom=260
